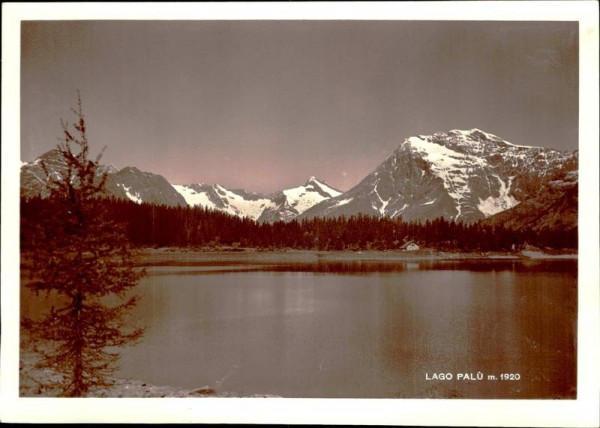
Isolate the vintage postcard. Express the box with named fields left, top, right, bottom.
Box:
left=1, top=2, right=598, bottom=426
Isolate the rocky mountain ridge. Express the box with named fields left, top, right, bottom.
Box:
left=20, top=149, right=341, bottom=222
left=300, top=129, right=577, bottom=224
left=20, top=149, right=187, bottom=207
left=20, top=128, right=577, bottom=227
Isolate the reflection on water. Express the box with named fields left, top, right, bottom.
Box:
left=146, top=259, right=576, bottom=276
left=22, top=260, right=577, bottom=398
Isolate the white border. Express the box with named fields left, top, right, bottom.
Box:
left=2, top=2, right=598, bottom=426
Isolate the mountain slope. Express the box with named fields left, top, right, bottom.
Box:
left=300, top=129, right=577, bottom=223
left=172, top=183, right=275, bottom=220
left=486, top=170, right=578, bottom=232
left=20, top=149, right=68, bottom=199
left=21, top=150, right=186, bottom=207
left=104, top=167, right=187, bottom=207
left=257, top=177, right=341, bottom=223
left=21, top=128, right=577, bottom=227
left=21, top=150, right=339, bottom=220
left=172, top=177, right=341, bottom=222
left=20, top=148, right=118, bottom=199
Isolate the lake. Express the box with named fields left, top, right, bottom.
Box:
left=113, top=259, right=577, bottom=398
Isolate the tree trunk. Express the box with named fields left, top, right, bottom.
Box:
left=71, top=289, right=85, bottom=397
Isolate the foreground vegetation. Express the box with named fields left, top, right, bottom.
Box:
left=21, top=94, right=145, bottom=397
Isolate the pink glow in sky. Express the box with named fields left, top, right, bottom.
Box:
left=21, top=21, right=578, bottom=194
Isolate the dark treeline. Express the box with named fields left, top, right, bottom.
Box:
left=21, top=197, right=577, bottom=251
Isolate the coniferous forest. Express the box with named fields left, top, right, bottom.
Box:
left=21, top=196, right=577, bottom=252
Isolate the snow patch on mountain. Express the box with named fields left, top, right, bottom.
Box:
left=256, top=177, right=342, bottom=223
left=284, top=185, right=333, bottom=214
left=172, top=183, right=275, bottom=220
left=450, top=129, right=532, bottom=148
left=215, top=184, right=274, bottom=220
left=333, top=198, right=353, bottom=208
left=118, top=184, right=143, bottom=204
left=407, top=135, right=486, bottom=220
left=477, top=176, right=519, bottom=217
left=172, top=184, right=217, bottom=210
left=281, top=177, right=342, bottom=215
left=372, top=185, right=390, bottom=216
left=308, top=177, right=341, bottom=199
left=390, top=204, right=408, bottom=219
left=301, top=128, right=577, bottom=223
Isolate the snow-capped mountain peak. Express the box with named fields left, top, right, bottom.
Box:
left=21, top=148, right=340, bottom=222
left=303, top=176, right=342, bottom=198
left=172, top=183, right=275, bottom=221
left=21, top=150, right=187, bottom=206
left=172, top=177, right=342, bottom=223
left=20, top=149, right=76, bottom=198
left=300, top=129, right=577, bottom=223
left=22, top=128, right=575, bottom=227
left=281, top=177, right=342, bottom=214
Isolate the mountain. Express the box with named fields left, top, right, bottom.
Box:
left=300, top=129, right=578, bottom=223
left=21, top=150, right=340, bottom=220
left=486, top=169, right=578, bottom=233
left=257, top=177, right=342, bottom=223
left=20, top=148, right=118, bottom=199
left=20, top=150, right=186, bottom=207
left=21, top=128, right=577, bottom=227
left=20, top=149, right=69, bottom=199
left=172, top=177, right=341, bottom=222
left=104, top=167, right=187, bottom=207
left=171, top=183, right=275, bottom=220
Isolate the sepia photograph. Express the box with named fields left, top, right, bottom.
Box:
left=2, top=2, right=599, bottom=426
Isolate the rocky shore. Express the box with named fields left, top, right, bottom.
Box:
left=19, top=336, right=277, bottom=398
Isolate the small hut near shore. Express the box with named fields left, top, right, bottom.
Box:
left=400, top=241, right=420, bottom=251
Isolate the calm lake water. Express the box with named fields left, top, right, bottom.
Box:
left=21, top=259, right=577, bottom=398
left=112, top=259, right=577, bottom=398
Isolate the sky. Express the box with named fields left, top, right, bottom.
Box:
left=21, top=20, right=578, bottom=194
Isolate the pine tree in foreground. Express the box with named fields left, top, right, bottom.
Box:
left=22, top=93, right=145, bottom=397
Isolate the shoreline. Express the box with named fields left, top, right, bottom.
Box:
left=136, top=247, right=577, bottom=266
left=19, top=336, right=276, bottom=398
